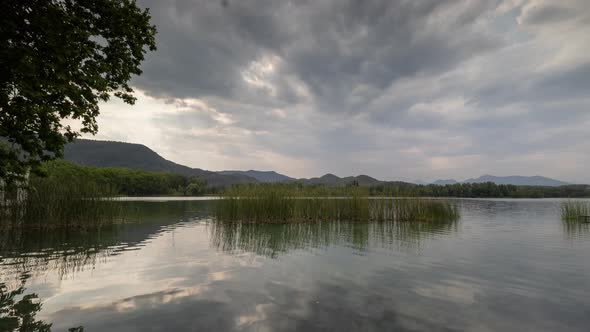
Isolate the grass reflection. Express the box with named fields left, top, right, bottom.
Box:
left=209, top=219, right=459, bottom=258
left=0, top=201, right=210, bottom=282
left=562, top=220, right=590, bottom=240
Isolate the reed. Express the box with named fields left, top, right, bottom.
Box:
left=370, top=198, right=460, bottom=222
left=0, top=175, right=121, bottom=229
left=215, top=184, right=460, bottom=223
left=560, top=201, right=590, bottom=222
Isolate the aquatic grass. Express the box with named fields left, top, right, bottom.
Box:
left=560, top=201, right=590, bottom=222
left=369, top=198, right=461, bottom=223
left=1, top=175, right=121, bottom=229
left=215, top=184, right=460, bottom=223
left=216, top=184, right=370, bottom=223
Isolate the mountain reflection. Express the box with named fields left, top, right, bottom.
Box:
left=209, top=219, right=459, bottom=258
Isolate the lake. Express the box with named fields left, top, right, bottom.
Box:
left=1, top=198, right=589, bottom=331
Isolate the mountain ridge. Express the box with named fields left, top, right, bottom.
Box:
left=428, top=175, right=569, bottom=187
left=462, top=174, right=569, bottom=186
left=64, top=139, right=257, bottom=187
left=432, top=179, right=459, bottom=186
left=219, top=170, right=295, bottom=183
left=64, top=139, right=576, bottom=187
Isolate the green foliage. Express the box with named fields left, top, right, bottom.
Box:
left=0, top=160, right=200, bottom=228
left=39, top=160, right=189, bottom=196
left=1, top=169, right=121, bottom=229
left=185, top=178, right=207, bottom=196
left=0, top=0, right=157, bottom=183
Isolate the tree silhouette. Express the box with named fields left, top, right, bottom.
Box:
left=0, top=0, right=157, bottom=184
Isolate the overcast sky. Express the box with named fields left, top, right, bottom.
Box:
left=88, top=0, right=590, bottom=183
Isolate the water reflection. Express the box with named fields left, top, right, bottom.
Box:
left=1, top=199, right=589, bottom=331
left=209, top=219, right=459, bottom=258
left=0, top=201, right=212, bottom=332
left=562, top=221, right=590, bottom=240
left=1, top=200, right=460, bottom=279
left=0, top=274, right=88, bottom=331
left=0, top=201, right=211, bottom=281
left=0, top=274, right=52, bottom=332
left=0, top=275, right=51, bottom=331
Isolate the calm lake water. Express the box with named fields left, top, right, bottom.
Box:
left=1, top=198, right=590, bottom=331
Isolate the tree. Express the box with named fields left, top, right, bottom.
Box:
left=0, top=0, right=157, bottom=184
left=186, top=178, right=207, bottom=196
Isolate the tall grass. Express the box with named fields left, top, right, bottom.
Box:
left=369, top=198, right=460, bottom=222
left=561, top=201, right=590, bottom=222
left=216, top=184, right=367, bottom=222
left=0, top=176, right=121, bottom=229
left=216, top=184, right=460, bottom=223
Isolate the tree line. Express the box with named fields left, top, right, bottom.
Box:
left=368, top=182, right=590, bottom=198
left=35, top=161, right=212, bottom=197
left=20, top=161, right=590, bottom=198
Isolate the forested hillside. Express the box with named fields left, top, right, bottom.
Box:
left=64, top=139, right=256, bottom=187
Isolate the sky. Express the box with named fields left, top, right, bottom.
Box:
left=87, top=0, right=590, bottom=183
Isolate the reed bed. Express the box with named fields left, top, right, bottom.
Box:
left=560, top=201, right=590, bottom=222
left=369, top=198, right=460, bottom=222
left=215, top=184, right=460, bottom=223
left=0, top=176, right=121, bottom=229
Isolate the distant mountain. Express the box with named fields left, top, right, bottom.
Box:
left=429, top=175, right=569, bottom=186
left=64, top=139, right=257, bottom=187
left=218, top=171, right=385, bottom=187
left=302, top=174, right=382, bottom=186
left=342, top=174, right=382, bottom=186
left=305, top=173, right=342, bottom=185
left=219, top=170, right=295, bottom=183
left=432, top=179, right=458, bottom=185
left=463, top=175, right=569, bottom=187
left=62, top=140, right=574, bottom=188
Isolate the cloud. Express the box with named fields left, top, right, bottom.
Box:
left=88, top=0, right=590, bottom=183
left=133, top=0, right=502, bottom=111
left=518, top=0, right=581, bottom=25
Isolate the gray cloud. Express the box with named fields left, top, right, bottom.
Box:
left=92, top=0, right=590, bottom=183
left=519, top=3, right=577, bottom=25
left=135, top=0, right=503, bottom=110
